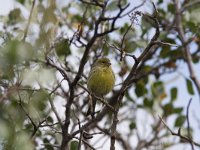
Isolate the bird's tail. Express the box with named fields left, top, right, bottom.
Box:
left=86, top=94, right=97, bottom=119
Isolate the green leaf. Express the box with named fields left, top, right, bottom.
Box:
left=167, top=3, right=175, bottom=13
left=27, top=90, right=49, bottom=119
left=175, top=115, right=186, bottom=127
left=55, top=39, right=71, bottom=57
left=17, top=0, right=25, bottom=4
left=170, top=87, right=177, bottom=101
left=142, top=14, right=155, bottom=28
left=70, top=140, right=79, bottom=150
left=136, top=39, right=147, bottom=48
left=43, top=138, right=54, bottom=150
left=163, top=103, right=173, bottom=115
left=142, top=65, right=152, bottom=72
left=119, top=23, right=130, bottom=34
left=8, top=8, right=22, bottom=25
left=169, top=49, right=183, bottom=59
left=31, top=90, right=49, bottom=110
left=129, top=122, right=136, bottom=130
left=47, top=116, right=54, bottom=124
left=42, top=2, right=57, bottom=24
left=0, top=40, right=34, bottom=79
left=107, top=1, right=127, bottom=11
left=189, top=7, right=200, bottom=24
left=192, top=55, right=200, bottom=64
left=160, top=47, right=170, bottom=58
left=186, top=78, right=194, bottom=95
left=125, top=91, right=135, bottom=103
left=173, top=107, right=183, bottom=114
left=135, top=81, right=147, bottom=97
left=143, top=98, right=153, bottom=108
left=124, top=41, right=137, bottom=53
left=151, top=81, right=164, bottom=97
left=186, top=21, right=197, bottom=33
left=158, top=0, right=163, bottom=4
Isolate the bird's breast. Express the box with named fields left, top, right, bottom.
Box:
left=87, top=67, right=115, bottom=96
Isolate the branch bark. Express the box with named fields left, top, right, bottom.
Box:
left=174, top=0, right=200, bottom=98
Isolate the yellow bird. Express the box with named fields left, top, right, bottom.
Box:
left=87, top=58, right=115, bottom=117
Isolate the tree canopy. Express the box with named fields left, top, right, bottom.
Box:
left=0, top=0, right=200, bottom=150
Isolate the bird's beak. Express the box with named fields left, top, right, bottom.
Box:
left=107, top=62, right=111, bottom=66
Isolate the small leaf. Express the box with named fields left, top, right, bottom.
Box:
left=129, top=122, right=136, bottom=130
left=43, top=138, right=54, bottom=150
left=135, top=81, right=147, bottom=97
left=160, top=47, right=170, bottom=58
left=186, top=78, right=194, bottom=95
left=151, top=81, right=165, bottom=98
left=55, top=39, right=71, bottom=57
left=43, top=138, right=49, bottom=143
left=163, top=103, right=173, bottom=115
left=17, top=0, right=25, bottom=4
left=173, top=107, right=183, bottom=114
left=125, top=92, right=135, bottom=102
left=120, top=23, right=130, bottom=34
left=167, top=3, right=175, bottom=13
left=186, top=21, right=197, bottom=33
left=47, top=116, right=54, bottom=124
left=143, top=98, right=153, bottom=108
left=70, top=140, right=79, bottom=150
left=170, top=87, right=177, bottom=101
left=107, top=1, right=127, bottom=11
left=175, top=115, right=186, bottom=127
left=169, top=49, right=183, bottom=59
left=107, top=1, right=118, bottom=11
left=136, top=39, right=147, bottom=48
left=158, top=0, right=163, bottom=4
left=142, top=65, right=152, bottom=72
left=8, top=8, right=22, bottom=25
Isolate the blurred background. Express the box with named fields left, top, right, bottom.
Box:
left=0, top=0, right=200, bottom=149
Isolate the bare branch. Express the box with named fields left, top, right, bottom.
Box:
left=181, top=0, right=200, bottom=12
left=174, top=0, right=200, bottom=98
left=79, top=0, right=104, bottom=8
left=23, top=0, right=36, bottom=41
left=159, top=115, right=200, bottom=147
left=48, top=97, right=62, bottom=126
left=186, top=98, right=194, bottom=150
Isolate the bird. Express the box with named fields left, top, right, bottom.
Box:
left=87, top=58, right=115, bottom=118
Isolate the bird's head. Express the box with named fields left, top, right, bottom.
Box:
left=94, top=58, right=111, bottom=67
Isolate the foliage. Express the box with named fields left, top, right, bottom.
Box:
left=0, top=0, right=200, bottom=149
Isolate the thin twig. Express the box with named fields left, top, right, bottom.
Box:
left=186, top=98, right=194, bottom=150
left=74, top=137, right=96, bottom=150
left=159, top=115, right=200, bottom=147
left=48, top=97, right=62, bottom=126
left=23, top=0, right=36, bottom=41
left=79, top=0, right=104, bottom=8
left=153, top=41, right=179, bottom=47
left=119, top=23, right=133, bottom=61
left=120, top=0, right=146, bottom=18
left=93, top=95, right=115, bottom=112
left=41, top=143, right=60, bottom=148
left=17, top=91, right=37, bottom=138
left=181, top=0, right=200, bottom=13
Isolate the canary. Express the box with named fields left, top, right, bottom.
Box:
left=87, top=58, right=115, bottom=117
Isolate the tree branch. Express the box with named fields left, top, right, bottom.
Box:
left=186, top=98, right=194, bottom=150
left=174, top=0, right=200, bottom=98
left=23, top=0, right=36, bottom=41
left=159, top=115, right=200, bottom=148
